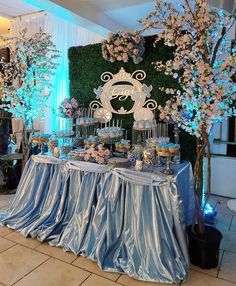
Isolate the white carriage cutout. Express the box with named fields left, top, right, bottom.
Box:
left=90, top=68, right=157, bottom=123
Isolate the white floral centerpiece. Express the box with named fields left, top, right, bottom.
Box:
left=101, top=31, right=145, bottom=64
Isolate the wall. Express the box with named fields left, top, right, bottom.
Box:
left=68, top=35, right=196, bottom=163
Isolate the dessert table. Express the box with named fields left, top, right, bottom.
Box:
left=0, top=155, right=194, bottom=283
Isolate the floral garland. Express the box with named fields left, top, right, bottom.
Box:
left=59, top=98, right=80, bottom=118
left=101, top=31, right=145, bottom=64
left=84, top=144, right=111, bottom=164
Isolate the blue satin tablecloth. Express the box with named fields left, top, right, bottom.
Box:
left=0, top=155, right=194, bottom=283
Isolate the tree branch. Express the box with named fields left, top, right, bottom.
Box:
left=211, top=27, right=226, bottom=67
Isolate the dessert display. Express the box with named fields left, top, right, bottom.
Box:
left=76, top=107, right=97, bottom=126
left=97, top=127, right=123, bottom=140
left=115, top=139, right=131, bottom=153
left=76, top=117, right=97, bottom=126
left=84, top=136, right=98, bottom=148
left=133, top=120, right=157, bottom=130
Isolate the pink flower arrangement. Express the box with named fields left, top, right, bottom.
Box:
left=59, top=98, right=81, bottom=118
left=83, top=144, right=111, bottom=164
left=101, top=31, right=145, bottom=64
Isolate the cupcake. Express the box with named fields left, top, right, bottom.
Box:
left=161, top=144, right=170, bottom=153
left=156, top=144, right=162, bottom=152
left=169, top=144, right=180, bottom=154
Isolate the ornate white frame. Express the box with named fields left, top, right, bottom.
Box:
left=90, top=68, right=157, bottom=122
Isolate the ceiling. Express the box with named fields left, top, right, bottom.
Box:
left=0, top=0, right=39, bottom=19
left=0, top=0, right=235, bottom=36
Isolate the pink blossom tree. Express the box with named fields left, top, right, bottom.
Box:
left=141, top=0, right=236, bottom=235
left=0, top=29, right=59, bottom=169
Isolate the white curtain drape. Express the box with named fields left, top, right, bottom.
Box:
left=10, top=12, right=103, bottom=133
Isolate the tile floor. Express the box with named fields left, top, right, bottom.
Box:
left=0, top=194, right=235, bottom=286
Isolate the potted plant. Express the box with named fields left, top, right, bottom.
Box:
left=0, top=28, right=59, bottom=169
left=141, top=0, right=236, bottom=268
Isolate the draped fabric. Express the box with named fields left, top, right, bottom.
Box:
left=0, top=155, right=195, bottom=283
left=10, top=12, right=103, bottom=134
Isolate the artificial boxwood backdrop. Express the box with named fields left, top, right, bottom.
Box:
left=68, top=35, right=196, bottom=163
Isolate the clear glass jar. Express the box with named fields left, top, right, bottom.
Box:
left=127, top=144, right=144, bottom=166
left=143, top=141, right=155, bottom=167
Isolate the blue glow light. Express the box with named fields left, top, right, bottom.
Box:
left=203, top=203, right=217, bottom=224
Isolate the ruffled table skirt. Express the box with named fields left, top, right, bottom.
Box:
left=0, top=155, right=195, bottom=283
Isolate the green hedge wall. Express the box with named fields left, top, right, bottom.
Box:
left=68, top=35, right=196, bottom=163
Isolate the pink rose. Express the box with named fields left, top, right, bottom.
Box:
left=66, top=110, right=72, bottom=117
left=97, top=156, right=105, bottom=164
left=71, top=98, right=79, bottom=108
left=84, top=154, right=91, bottom=161
left=117, top=56, right=122, bottom=61
left=97, top=144, right=104, bottom=150
left=91, top=151, right=98, bottom=158
left=114, top=39, right=121, bottom=46
left=66, top=103, right=72, bottom=108
left=134, top=34, right=141, bottom=43
left=160, top=112, right=166, bottom=120
left=133, top=48, right=139, bottom=55
left=72, top=102, right=78, bottom=108
left=98, top=149, right=104, bottom=157
left=87, top=147, right=95, bottom=154
left=127, top=43, right=133, bottom=49
left=122, top=32, right=129, bottom=38
left=122, top=53, right=128, bottom=63
left=104, top=149, right=110, bottom=157
left=114, top=47, right=119, bottom=52
left=109, top=47, right=114, bottom=54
